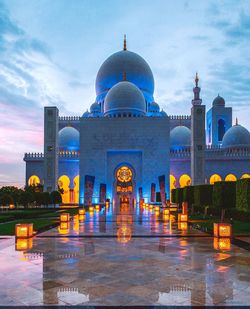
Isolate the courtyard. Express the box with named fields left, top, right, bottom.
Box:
left=0, top=204, right=249, bottom=307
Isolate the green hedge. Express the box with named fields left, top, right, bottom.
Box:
left=175, top=188, right=184, bottom=205
left=236, top=178, right=250, bottom=211
left=194, top=184, right=213, bottom=206
left=213, top=181, right=236, bottom=210
left=171, top=189, right=176, bottom=203
left=183, top=186, right=194, bottom=206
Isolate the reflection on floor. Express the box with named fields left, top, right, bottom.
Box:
left=0, top=202, right=250, bottom=306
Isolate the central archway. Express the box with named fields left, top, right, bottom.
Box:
left=113, top=164, right=136, bottom=207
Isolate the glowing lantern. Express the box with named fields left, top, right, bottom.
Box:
left=170, top=207, right=178, bottom=212
left=89, top=206, right=94, bottom=212
left=213, top=238, right=231, bottom=251
left=105, top=201, right=109, bottom=207
left=214, top=223, right=232, bottom=238
left=178, top=222, right=188, bottom=230
left=79, top=209, right=85, bottom=215
left=15, top=224, right=33, bottom=238
left=60, top=213, right=70, bottom=222
left=163, top=208, right=170, bottom=215
left=163, top=214, right=169, bottom=221
left=79, top=214, right=85, bottom=221
left=15, top=238, right=33, bottom=251
left=9, top=204, right=15, bottom=209
left=73, top=214, right=79, bottom=221
left=95, top=205, right=100, bottom=211
left=58, top=222, right=69, bottom=234
left=178, top=214, right=188, bottom=222
left=73, top=220, right=79, bottom=232
left=182, top=202, right=188, bottom=215
left=154, top=206, right=160, bottom=212
left=149, top=204, right=153, bottom=210
left=117, top=226, right=132, bottom=244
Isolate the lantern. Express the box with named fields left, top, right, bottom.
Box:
left=178, top=214, right=188, bottom=222
left=182, top=202, right=188, bottom=215
left=105, top=201, right=109, bottom=207
left=154, top=206, right=160, bottom=212
left=58, top=222, right=69, bottom=234
left=214, top=223, right=232, bottom=238
left=95, top=205, right=100, bottom=211
left=163, top=208, right=170, bottom=215
left=15, top=223, right=33, bottom=238
left=149, top=204, right=153, bottom=210
left=79, top=209, right=85, bottom=215
left=89, top=206, right=94, bottom=212
left=163, top=214, right=169, bottom=221
left=178, top=222, right=188, bottom=230
left=213, top=238, right=231, bottom=251
left=170, top=207, right=178, bottom=212
left=60, top=213, right=70, bottom=222
left=15, top=238, right=33, bottom=251
left=73, top=214, right=79, bottom=222
left=79, top=214, right=85, bottom=221
left=9, top=204, right=15, bottom=209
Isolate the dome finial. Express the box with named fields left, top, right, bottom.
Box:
left=123, top=70, right=127, bottom=81
left=123, top=34, right=127, bottom=51
left=195, top=72, right=199, bottom=87
left=236, top=117, right=238, bottom=126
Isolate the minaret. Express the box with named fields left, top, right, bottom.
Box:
left=191, top=73, right=206, bottom=185
left=44, top=107, right=59, bottom=192
left=123, top=34, right=127, bottom=51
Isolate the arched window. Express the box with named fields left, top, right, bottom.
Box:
left=179, top=174, right=191, bottom=188
left=225, top=174, right=237, bottom=181
left=73, top=175, right=79, bottom=204
left=218, top=119, right=226, bottom=142
left=210, top=174, right=222, bottom=184
left=28, top=175, right=40, bottom=186
left=58, top=175, right=70, bottom=204
left=241, top=174, right=250, bottom=179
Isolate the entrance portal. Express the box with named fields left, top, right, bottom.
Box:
left=115, top=165, right=135, bottom=205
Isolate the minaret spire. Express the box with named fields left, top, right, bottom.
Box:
left=195, top=72, right=199, bottom=87
left=123, top=34, right=127, bottom=51
left=123, top=71, right=127, bottom=81
left=236, top=117, right=238, bottom=125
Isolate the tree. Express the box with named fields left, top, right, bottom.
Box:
left=41, top=192, right=51, bottom=207
left=19, top=191, right=34, bottom=208
left=0, top=193, right=14, bottom=206
left=50, top=191, right=62, bottom=207
left=0, top=186, right=23, bottom=206
left=213, top=181, right=236, bottom=222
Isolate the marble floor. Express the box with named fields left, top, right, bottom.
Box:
left=0, top=203, right=250, bottom=306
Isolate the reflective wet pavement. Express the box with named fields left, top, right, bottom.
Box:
left=0, top=204, right=250, bottom=306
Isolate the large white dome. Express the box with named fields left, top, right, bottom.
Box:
left=222, top=124, right=250, bottom=148
left=104, top=81, right=146, bottom=117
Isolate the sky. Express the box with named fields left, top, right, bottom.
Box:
left=0, top=0, right=250, bottom=187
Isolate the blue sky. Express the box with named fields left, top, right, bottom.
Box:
left=0, top=0, right=250, bottom=186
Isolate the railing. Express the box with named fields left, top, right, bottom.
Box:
left=169, top=115, right=191, bottom=120
left=24, top=153, right=44, bottom=159
left=59, top=116, right=80, bottom=121
left=59, top=151, right=80, bottom=158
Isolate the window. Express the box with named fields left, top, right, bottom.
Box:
left=218, top=119, right=226, bottom=142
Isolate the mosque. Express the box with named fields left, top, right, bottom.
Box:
left=24, top=37, right=250, bottom=205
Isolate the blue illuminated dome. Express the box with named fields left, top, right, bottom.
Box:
left=213, top=95, right=225, bottom=107
left=96, top=50, right=154, bottom=103
left=104, top=81, right=146, bottom=117
left=222, top=124, right=250, bottom=148
left=89, top=102, right=102, bottom=117
left=59, top=127, right=80, bottom=151
left=170, top=126, right=191, bottom=150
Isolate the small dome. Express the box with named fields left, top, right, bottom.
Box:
left=96, top=50, right=154, bottom=103
left=148, top=102, right=160, bottom=113
left=90, top=102, right=101, bottom=113
left=104, top=81, right=146, bottom=117
left=161, top=110, right=168, bottom=117
left=59, top=127, right=80, bottom=151
left=213, top=95, right=225, bottom=107
left=222, top=124, right=250, bottom=148
left=82, top=110, right=90, bottom=118
left=170, top=126, right=191, bottom=150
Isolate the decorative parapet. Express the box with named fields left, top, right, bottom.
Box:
left=169, top=115, right=191, bottom=120
left=24, top=153, right=44, bottom=161
left=59, top=116, right=80, bottom=121
left=170, top=145, right=250, bottom=159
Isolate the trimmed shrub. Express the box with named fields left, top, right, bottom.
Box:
left=175, top=188, right=184, bottom=205
left=50, top=191, right=62, bottom=207
left=171, top=189, right=176, bottom=203
left=213, top=181, right=236, bottom=209
left=183, top=186, right=194, bottom=206
left=194, top=184, right=213, bottom=206
left=236, top=178, right=250, bottom=211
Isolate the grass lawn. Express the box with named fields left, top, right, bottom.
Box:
left=0, top=207, right=84, bottom=235
left=0, top=218, right=58, bottom=235
left=189, top=214, right=250, bottom=236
